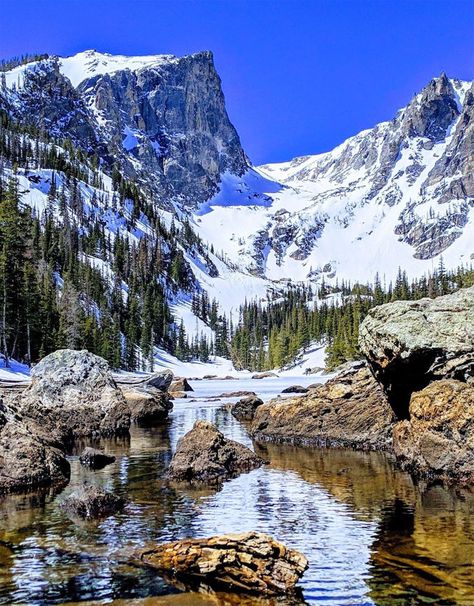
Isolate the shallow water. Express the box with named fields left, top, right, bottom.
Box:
left=0, top=376, right=473, bottom=605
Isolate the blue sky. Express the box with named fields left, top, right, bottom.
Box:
left=1, top=0, right=473, bottom=164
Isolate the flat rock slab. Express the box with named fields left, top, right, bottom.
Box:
left=168, top=420, right=263, bottom=483
left=135, top=531, right=308, bottom=597
left=252, top=362, right=395, bottom=452
left=60, top=485, right=125, bottom=519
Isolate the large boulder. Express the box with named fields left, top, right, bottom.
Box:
left=393, top=380, right=474, bottom=484
left=60, top=485, right=125, bottom=519
left=14, top=350, right=130, bottom=445
left=0, top=399, right=70, bottom=493
left=168, top=420, right=263, bottom=483
left=252, top=362, right=395, bottom=451
left=231, top=395, right=264, bottom=421
left=359, top=287, right=474, bottom=418
left=135, top=531, right=308, bottom=597
left=122, top=386, right=173, bottom=425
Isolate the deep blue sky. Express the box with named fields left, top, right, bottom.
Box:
left=1, top=0, right=473, bottom=164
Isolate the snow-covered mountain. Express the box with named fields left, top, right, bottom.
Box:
left=1, top=50, right=473, bottom=333
left=194, top=73, right=474, bottom=286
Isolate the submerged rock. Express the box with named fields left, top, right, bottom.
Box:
left=122, top=386, right=173, bottom=425
left=135, top=531, right=308, bottom=597
left=79, top=447, right=116, bottom=469
left=231, top=396, right=264, bottom=421
left=60, top=485, right=125, bottom=519
left=0, top=399, right=70, bottom=494
left=14, top=350, right=130, bottom=445
left=359, top=286, right=474, bottom=418
left=217, top=390, right=257, bottom=398
left=168, top=420, right=263, bottom=483
left=393, top=380, right=474, bottom=484
left=252, top=362, right=395, bottom=451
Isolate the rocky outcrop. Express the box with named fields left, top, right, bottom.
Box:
left=13, top=350, right=130, bottom=445
left=231, top=396, right=264, bottom=421
left=122, top=386, right=173, bottom=425
left=135, top=531, right=308, bottom=597
left=60, top=485, right=125, bottom=519
left=79, top=447, right=116, bottom=469
left=359, top=286, right=474, bottom=419
left=252, top=362, right=395, bottom=451
left=0, top=399, right=70, bottom=493
left=393, top=380, right=474, bottom=484
left=168, top=420, right=263, bottom=483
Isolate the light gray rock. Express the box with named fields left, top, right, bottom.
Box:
left=359, top=287, right=474, bottom=418
left=14, top=349, right=130, bottom=445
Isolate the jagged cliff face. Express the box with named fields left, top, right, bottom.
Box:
left=194, top=73, right=473, bottom=284
left=1, top=50, right=248, bottom=208
left=1, top=52, right=473, bottom=291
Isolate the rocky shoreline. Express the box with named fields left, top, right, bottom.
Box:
left=251, top=286, right=474, bottom=486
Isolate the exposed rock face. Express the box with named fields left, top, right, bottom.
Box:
left=60, top=485, right=125, bottom=519
left=0, top=399, right=70, bottom=493
left=252, top=362, right=395, bottom=451
left=14, top=349, right=130, bottom=445
left=136, top=531, right=308, bottom=597
left=2, top=51, right=248, bottom=209
left=168, top=420, right=263, bottom=483
left=231, top=396, right=264, bottom=422
left=393, top=380, right=474, bottom=484
left=79, top=447, right=116, bottom=469
left=122, top=386, right=173, bottom=425
left=359, top=286, right=474, bottom=419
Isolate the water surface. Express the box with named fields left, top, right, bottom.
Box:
left=1, top=377, right=473, bottom=605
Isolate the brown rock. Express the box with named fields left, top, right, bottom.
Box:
left=0, top=399, right=70, bottom=494
left=231, top=396, right=264, bottom=421
left=252, top=362, right=395, bottom=451
left=168, top=420, right=264, bottom=483
left=393, top=380, right=474, bottom=484
left=135, top=531, right=308, bottom=597
left=122, top=386, right=173, bottom=425
left=170, top=377, right=194, bottom=393
left=251, top=372, right=279, bottom=379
